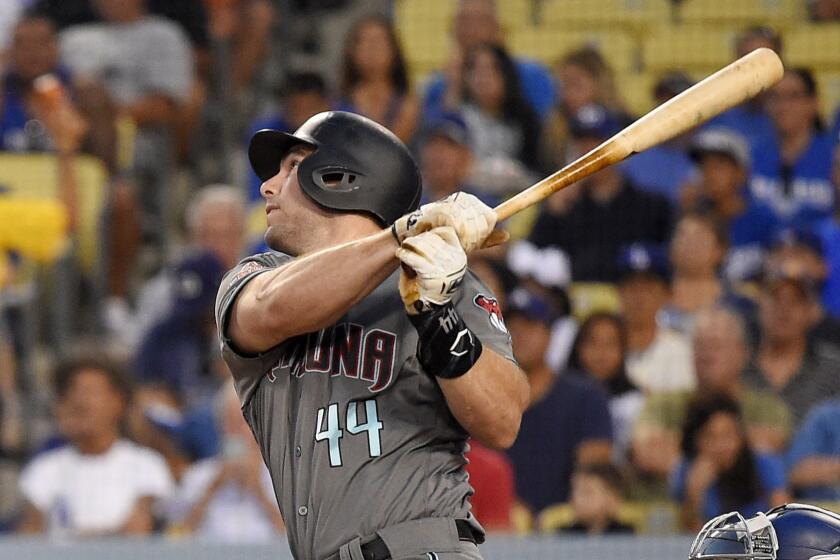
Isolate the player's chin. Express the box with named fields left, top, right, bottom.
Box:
left=264, top=226, right=296, bottom=255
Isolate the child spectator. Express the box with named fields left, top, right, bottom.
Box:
left=567, top=312, right=643, bottom=462
left=558, top=463, right=635, bottom=535
left=673, top=396, right=789, bottom=532
left=17, top=356, right=173, bottom=536
left=337, top=15, right=418, bottom=143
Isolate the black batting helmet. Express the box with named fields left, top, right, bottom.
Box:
left=248, top=111, right=422, bottom=227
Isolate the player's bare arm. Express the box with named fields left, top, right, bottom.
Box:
left=437, top=348, right=529, bottom=450
left=228, top=228, right=399, bottom=354
left=396, top=224, right=528, bottom=450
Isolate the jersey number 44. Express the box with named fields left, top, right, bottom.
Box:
left=315, top=399, right=383, bottom=467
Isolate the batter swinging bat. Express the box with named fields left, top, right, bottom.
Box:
left=493, top=47, right=784, bottom=222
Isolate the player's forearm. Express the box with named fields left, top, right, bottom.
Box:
left=233, top=230, right=399, bottom=351
left=438, top=348, right=529, bottom=450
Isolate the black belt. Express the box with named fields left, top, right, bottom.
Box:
left=360, top=519, right=477, bottom=560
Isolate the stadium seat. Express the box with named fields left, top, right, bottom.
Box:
left=0, top=154, right=108, bottom=273
left=816, top=71, right=840, bottom=122
left=619, top=72, right=657, bottom=116
left=498, top=0, right=535, bottom=32
left=395, top=0, right=454, bottom=79
left=677, top=0, right=806, bottom=27
left=509, top=27, right=638, bottom=72
left=642, top=25, right=740, bottom=73
left=568, top=282, right=621, bottom=320
left=785, top=24, right=840, bottom=71
left=540, top=0, right=673, bottom=32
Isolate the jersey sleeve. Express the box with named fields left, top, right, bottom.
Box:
left=454, top=271, right=516, bottom=364
left=215, top=252, right=293, bottom=407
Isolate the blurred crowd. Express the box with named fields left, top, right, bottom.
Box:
left=1, top=0, right=840, bottom=542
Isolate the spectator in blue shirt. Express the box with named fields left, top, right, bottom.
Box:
left=814, top=148, right=840, bottom=319
left=422, top=0, right=555, bottom=120
left=750, top=69, right=835, bottom=227
left=672, top=395, right=789, bottom=532
left=685, top=128, right=780, bottom=281
left=787, top=400, right=840, bottom=500
left=623, top=72, right=697, bottom=203
left=704, top=26, right=780, bottom=150
left=505, top=287, right=613, bottom=513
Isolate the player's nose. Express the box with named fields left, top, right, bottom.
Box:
left=260, top=177, right=278, bottom=199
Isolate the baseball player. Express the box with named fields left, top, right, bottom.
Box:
left=215, top=111, right=529, bottom=560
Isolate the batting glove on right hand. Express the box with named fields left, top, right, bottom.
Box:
left=392, top=192, right=498, bottom=253
left=396, top=226, right=467, bottom=314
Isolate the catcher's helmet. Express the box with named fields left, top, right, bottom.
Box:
left=689, top=503, right=840, bottom=560
left=248, top=111, right=422, bottom=227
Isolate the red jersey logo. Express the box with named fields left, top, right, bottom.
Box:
left=473, top=294, right=507, bottom=333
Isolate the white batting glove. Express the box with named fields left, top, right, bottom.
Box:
left=392, top=192, right=497, bottom=253
left=396, top=226, right=467, bottom=313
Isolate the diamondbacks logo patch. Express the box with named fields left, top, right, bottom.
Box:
left=231, top=260, right=266, bottom=283
left=473, top=294, right=507, bottom=333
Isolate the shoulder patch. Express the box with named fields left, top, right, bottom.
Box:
left=473, top=294, right=507, bottom=333
left=232, top=260, right=267, bottom=283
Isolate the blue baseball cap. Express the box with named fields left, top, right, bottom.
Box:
left=568, top=104, right=623, bottom=140
left=617, top=243, right=671, bottom=283
left=771, top=227, right=824, bottom=258
left=422, top=111, right=471, bottom=148
left=506, top=286, right=556, bottom=324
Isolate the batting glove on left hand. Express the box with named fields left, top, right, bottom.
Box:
left=392, top=192, right=498, bottom=253
left=396, top=226, right=467, bottom=314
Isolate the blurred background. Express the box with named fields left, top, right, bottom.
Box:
left=0, top=0, right=839, bottom=558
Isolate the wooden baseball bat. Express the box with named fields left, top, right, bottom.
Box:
left=493, top=47, right=784, bottom=222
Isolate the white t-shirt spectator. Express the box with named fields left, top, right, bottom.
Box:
left=168, top=459, right=280, bottom=543
left=626, top=327, right=696, bottom=393
left=19, top=439, right=174, bottom=535
left=58, top=16, right=193, bottom=105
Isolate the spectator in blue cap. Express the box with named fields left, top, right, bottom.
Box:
left=684, top=128, right=781, bottom=282
left=529, top=104, right=672, bottom=282
left=765, top=227, right=840, bottom=348
left=505, top=286, right=613, bottom=514
left=418, top=112, right=496, bottom=206
left=131, top=186, right=246, bottom=403
left=616, top=244, right=695, bottom=394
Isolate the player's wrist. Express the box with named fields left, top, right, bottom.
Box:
left=408, top=302, right=482, bottom=379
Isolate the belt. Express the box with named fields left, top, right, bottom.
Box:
left=359, top=519, right=477, bottom=560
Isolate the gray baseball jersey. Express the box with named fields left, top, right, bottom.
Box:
left=215, top=251, right=515, bottom=560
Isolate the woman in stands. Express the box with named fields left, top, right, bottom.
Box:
left=673, top=396, right=789, bottom=532
left=337, top=15, right=419, bottom=143
left=568, top=312, right=643, bottom=462
left=541, top=47, right=631, bottom=172
left=457, top=43, right=542, bottom=191
left=750, top=68, right=835, bottom=227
